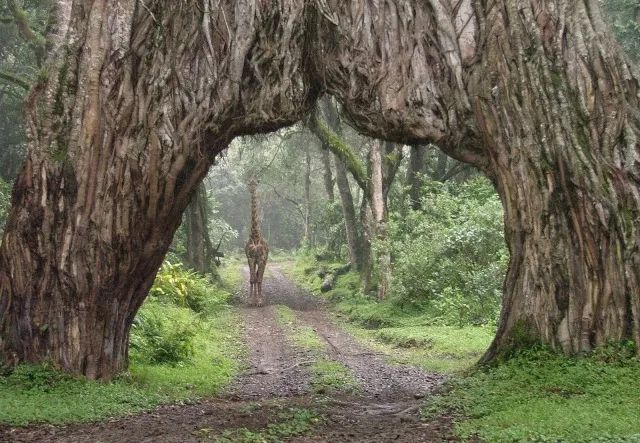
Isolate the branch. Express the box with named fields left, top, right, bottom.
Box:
left=0, top=70, right=31, bottom=91
left=308, top=111, right=369, bottom=193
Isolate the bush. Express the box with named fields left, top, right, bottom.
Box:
left=388, top=178, right=507, bottom=326
left=149, top=262, right=229, bottom=313
left=129, top=301, right=198, bottom=365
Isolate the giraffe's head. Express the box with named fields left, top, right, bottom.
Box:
left=248, top=177, right=258, bottom=192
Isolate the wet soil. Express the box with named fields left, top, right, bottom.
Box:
left=1, top=264, right=455, bottom=442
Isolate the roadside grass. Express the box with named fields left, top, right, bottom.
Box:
left=0, top=262, right=245, bottom=426
left=273, top=305, right=359, bottom=394
left=289, top=253, right=640, bottom=441
left=213, top=407, right=321, bottom=443
left=423, top=347, right=640, bottom=442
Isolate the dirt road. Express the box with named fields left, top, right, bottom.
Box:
left=2, top=265, right=454, bottom=442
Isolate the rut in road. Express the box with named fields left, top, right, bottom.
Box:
left=1, top=264, right=455, bottom=443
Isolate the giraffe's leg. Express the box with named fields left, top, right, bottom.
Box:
left=248, top=260, right=257, bottom=306
left=256, top=260, right=267, bottom=307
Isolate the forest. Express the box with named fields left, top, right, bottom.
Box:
left=0, top=1, right=640, bottom=442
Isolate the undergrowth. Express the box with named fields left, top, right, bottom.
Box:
left=423, top=346, right=640, bottom=442
left=0, top=261, right=245, bottom=425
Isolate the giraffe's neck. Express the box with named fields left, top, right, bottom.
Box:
left=250, top=186, right=261, bottom=242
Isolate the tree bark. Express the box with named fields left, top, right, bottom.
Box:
left=319, top=0, right=640, bottom=358
left=0, top=0, right=317, bottom=378
left=2, top=0, right=639, bottom=378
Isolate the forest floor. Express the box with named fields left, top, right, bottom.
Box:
left=2, top=265, right=456, bottom=442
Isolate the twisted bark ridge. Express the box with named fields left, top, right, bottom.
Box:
left=1, top=0, right=639, bottom=378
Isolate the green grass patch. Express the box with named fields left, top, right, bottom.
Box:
left=424, top=348, right=640, bottom=442
left=214, top=408, right=321, bottom=443
left=310, top=360, right=359, bottom=395
left=274, top=305, right=324, bottom=352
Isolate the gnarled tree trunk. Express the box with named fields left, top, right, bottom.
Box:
left=1, top=0, right=639, bottom=378
left=0, top=0, right=316, bottom=378
left=319, top=0, right=640, bottom=358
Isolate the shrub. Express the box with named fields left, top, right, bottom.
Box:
left=388, top=178, right=507, bottom=326
left=129, top=301, right=198, bottom=365
left=149, top=262, right=229, bottom=313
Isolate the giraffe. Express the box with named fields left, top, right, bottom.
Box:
left=245, top=178, right=269, bottom=307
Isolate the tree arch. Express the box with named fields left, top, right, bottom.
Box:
left=1, top=0, right=639, bottom=379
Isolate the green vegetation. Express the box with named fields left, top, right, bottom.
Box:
left=275, top=305, right=324, bottom=351
left=424, top=347, right=640, bottom=442
left=273, top=305, right=359, bottom=394
left=215, top=407, right=321, bottom=443
left=0, top=177, right=10, bottom=232
left=310, top=360, right=359, bottom=395
left=0, top=261, right=244, bottom=425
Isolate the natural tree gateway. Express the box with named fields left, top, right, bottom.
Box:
left=1, top=1, right=639, bottom=379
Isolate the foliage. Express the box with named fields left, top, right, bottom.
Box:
left=149, top=261, right=230, bottom=313
left=215, top=408, right=321, bottom=443
left=0, top=177, right=10, bottom=232
left=601, top=0, right=640, bottom=61
left=129, top=301, right=198, bottom=365
left=388, top=178, right=507, bottom=326
left=424, top=346, right=640, bottom=442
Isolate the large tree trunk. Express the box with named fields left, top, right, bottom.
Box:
left=320, top=0, right=640, bottom=358
left=2, top=0, right=639, bottom=378
left=0, top=0, right=316, bottom=378
left=184, top=183, right=215, bottom=275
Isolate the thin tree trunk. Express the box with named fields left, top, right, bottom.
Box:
left=334, top=156, right=361, bottom=269
left=320, top=149, right=334, bottom=202
left=303, top=145, right=311, bottom=244
left=184, top=183, right=214, bottom=275
left=370, top=140, right=390, bottom=300
left=407, top=145, right=426, bottom=210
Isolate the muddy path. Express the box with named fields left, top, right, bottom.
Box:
left=1, top=264, right=455, bottom=443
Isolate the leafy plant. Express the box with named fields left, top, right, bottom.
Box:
left=129, top=301, right=198, bottom=365
left=387, top=178, right=507, bottom=326
left=149, top=261, right=230, bottom=313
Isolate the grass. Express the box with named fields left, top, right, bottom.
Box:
left=274, top=305, right=324, bottom=351
left=273, top=305, right=359, bottom=394
left=343, top=322, right=493, bottom=374
left=0, top=262, right=246, bottom=426
left=424, top=348, right=640, bottom=442
left=214, top=407, right=321, bottom=443
left=310, top=360, right=359, bottom=395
